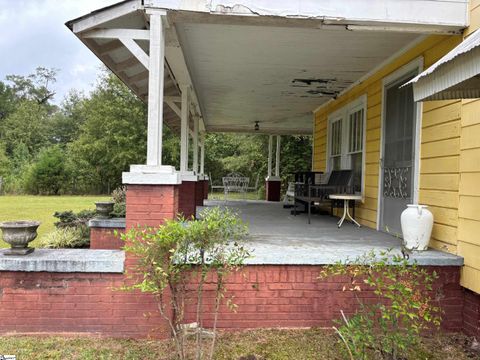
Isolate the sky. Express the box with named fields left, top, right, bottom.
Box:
left=0, top=0, right=119, bottom=103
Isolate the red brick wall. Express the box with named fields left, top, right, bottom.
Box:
left=463, top=288, right=480, bottom=338
left=0, top=265, right=464, bottom=338
left=203, top=179, right=209, bottom=200
left=266, top=180, right=281, bottom=202
left=178, top=181, right=196, bottom=219
left=90, top=228, right=125, bottom=250
left=126, top=184, right=179, bottom=228
left=0, top=272, right=169, bottom=338
left=195, top=180, right=204, bottom=207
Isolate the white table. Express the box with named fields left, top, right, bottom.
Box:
left=329, top=194, right=363, bottom=228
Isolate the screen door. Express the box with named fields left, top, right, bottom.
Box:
left=380, top=72, right=417, bottom=236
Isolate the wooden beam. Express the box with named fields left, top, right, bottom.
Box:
left=145, top=12, right=165, bottom=166
left=165, top=99, right=181, bottom=118
left=119, top=38, right=149, bottom=70
left=83, top=28, right=150, bottom=40
left=72, top=0, right=142, bottom=33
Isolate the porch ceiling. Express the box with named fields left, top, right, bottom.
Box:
left=66, top=0, right=468, bottom=135
left=175, top=23, right=419, bottom=134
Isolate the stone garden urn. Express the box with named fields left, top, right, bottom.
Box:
left=95, top=201, right=115, bottom=219
left=0, top=220, right=40, bottom=255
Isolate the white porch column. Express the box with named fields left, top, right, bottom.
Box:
left=267, top=135, right=273, bottom=177
left=193, top=115, right=199, bottom=174
left=180, top=84, right=189, bottom=173
left=146, top=11, right=165, bottom=166
left=275, top=135, right=281, bottom=177
left=200, top=133, right=205, bottom=175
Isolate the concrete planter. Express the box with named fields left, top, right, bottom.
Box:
left=0, top=220, right=40, bottom=255
left=95, top=201, right=115, bottom=219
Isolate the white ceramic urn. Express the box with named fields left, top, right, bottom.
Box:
left=400, top=204, right=434, bottom=251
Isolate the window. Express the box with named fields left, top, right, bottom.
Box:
left=348, top=108, right=364, bottom=193
left=327, top=97, right=366, bottom=195
left=330, top=119, right=342, bottom=170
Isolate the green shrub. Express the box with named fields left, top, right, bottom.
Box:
left=53, top=209, right=95, bottom=240
left=111, top=185, right=126, bottom=217
left=38, top=227, right=89, bottom=249
left=121, top=207, right=250, bottom=360
left=23, top=146, right=70, bottom=195
left=319, top=250, right=442, bottom=360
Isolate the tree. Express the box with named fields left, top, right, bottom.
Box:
left=0, top=81, right=16, bottom=120
left=6, top=66, right=58, bottom=106
left=50, top=90, right=86, bottom=145
left=0, top=100, right=51, bottom=156
left=24, top=146, right=69, bottom=195
left=68, top=72, right=147, bottom=193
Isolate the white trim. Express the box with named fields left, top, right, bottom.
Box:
left=313, top=35, right=427, bottom=114
left=376, top=57, right=423, bottom=231
left=82, top=29, right=150, bottom=40
left=120, top=37, right=150, bottom=70
left=122, top=165, right=181, bottom=185
left=275, top=135, right=281, bottom=177
left=267, top=135, right=273, bottom=177
left=326, top=94, right=367, bottom=199
left=145, top=12, right=165, bottom=166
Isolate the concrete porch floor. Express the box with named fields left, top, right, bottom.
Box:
left=198, top=200, right=463, bottom=267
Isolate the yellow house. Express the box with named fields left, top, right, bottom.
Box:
left=312, top=2, right=480, bottom=294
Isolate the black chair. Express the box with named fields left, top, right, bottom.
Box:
left=294, top=170, right=353, bottom=224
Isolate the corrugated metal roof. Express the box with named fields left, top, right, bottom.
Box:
left=407, top=29, right=480, bottom=101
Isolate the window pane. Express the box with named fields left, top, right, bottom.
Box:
left=349, top=108, right=364, bottom=153
left=332, top=156, right=341, bottom=170
left=331, top=120, right=342, bottom=156
left=351, top=152, right=362, bottom=193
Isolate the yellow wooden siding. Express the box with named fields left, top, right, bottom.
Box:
left=312, top=35, right=461, bottom=232
left=311, top=14, right=480, bottom=292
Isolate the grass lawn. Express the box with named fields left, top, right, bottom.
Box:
left=0, top=329, right=476, bottom=360
left=0, top=195, right=109, bottom=248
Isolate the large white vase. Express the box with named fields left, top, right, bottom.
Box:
left=400, top=204, right=433, bottom=251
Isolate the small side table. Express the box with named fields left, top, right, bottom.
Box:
left=329, top=194, right=362, bottom=228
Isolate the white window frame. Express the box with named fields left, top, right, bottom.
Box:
left=326, top=94, right=367, bottom=198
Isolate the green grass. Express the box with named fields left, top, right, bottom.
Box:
left=0, top=195, right=109, bottom=247
left=0, top=329, right=474, bottom=360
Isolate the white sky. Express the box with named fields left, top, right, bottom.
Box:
left=0, top=0, right=119, bottom=103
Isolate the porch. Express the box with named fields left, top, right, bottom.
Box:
left=199, top=199, right=463, bottom=266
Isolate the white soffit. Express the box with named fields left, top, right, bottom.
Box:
left=407, top=29, right=480, bottom=101
left=176, top=23, right=419, bottom=134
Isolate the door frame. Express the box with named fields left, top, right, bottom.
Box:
left=376, top=57, right=424, bottom=231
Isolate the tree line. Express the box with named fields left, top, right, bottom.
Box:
left=0, top=67, right=312, bottom=195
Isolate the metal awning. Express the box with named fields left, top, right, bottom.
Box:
left=407, top=29, right=480, bottom=101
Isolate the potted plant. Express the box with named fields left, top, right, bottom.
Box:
left=0, top=220, right=40, bottom=255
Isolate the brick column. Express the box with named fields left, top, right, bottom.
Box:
left=266, top=176, right=282, bottom=202
left=126, top=184, right=179, bottom=228
left=195, top=179, right=204, bottom=207
left=178, top=181, right=196, bottom=219
left=203, top=178, right=209, bottom=200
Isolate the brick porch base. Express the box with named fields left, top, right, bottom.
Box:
left=0, top=265, right=465, bottom=338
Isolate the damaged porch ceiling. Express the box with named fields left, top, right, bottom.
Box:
left=176, top=23, right=419, bottom=134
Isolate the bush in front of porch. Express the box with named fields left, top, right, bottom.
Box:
left=320, top=250, right=442, bottom=360
left=121, top=207, right=250, bottom=360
